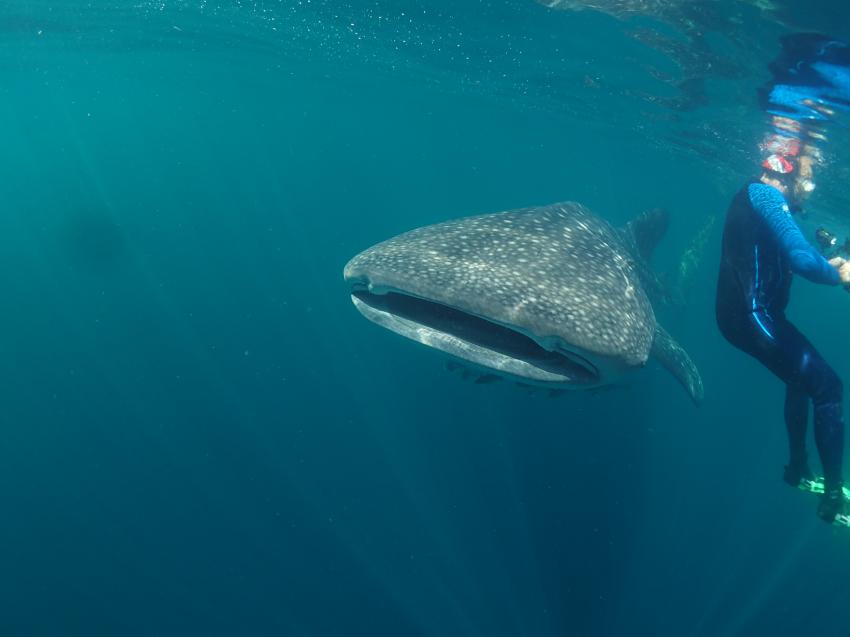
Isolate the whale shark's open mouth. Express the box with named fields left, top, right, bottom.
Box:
left=351, top=288, right=600, bottom=386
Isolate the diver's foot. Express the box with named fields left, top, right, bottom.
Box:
left=817, top=486, right=848, bottom=523
left=783, top=462, right=815, bottom=488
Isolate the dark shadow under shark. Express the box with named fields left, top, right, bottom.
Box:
left=344, top=201, right=704, bottom=404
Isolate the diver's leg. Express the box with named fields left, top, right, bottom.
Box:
left=771, top=323, right=844, bottom=484
left=783, top=384, right=813, bottom=486
left=811, top=375, right=844, bottom=521
left=767, top=318, right=845, bottom=520
left=809, top=368, right=844, bottom=491
left=724, top=311, right=845, bottom=514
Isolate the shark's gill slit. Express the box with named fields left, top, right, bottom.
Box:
left=353, top=289, right=599, bottom=384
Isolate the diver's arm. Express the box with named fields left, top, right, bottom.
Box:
left=748, top=183, right=840, bottom=285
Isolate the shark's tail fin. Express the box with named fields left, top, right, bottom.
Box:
left=623, top=207, right=670, bottom=263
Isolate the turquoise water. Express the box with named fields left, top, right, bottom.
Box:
left=3, top=2, right=850, bottom=635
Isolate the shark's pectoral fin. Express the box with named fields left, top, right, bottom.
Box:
left=650, top=324, right=704, bottom=405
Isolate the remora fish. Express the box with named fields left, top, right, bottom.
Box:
left=343, top=201, right=703, bottom=404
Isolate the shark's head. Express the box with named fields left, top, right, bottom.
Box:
left=344, top=202, right=656, bottom=389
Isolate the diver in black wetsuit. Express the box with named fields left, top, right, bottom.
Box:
left=716, top=172, right=848, bottom=522
left=717, top=34, right=850, bottom=523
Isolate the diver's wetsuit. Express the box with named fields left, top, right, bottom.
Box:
left=716, top=182, right=844, bottom=491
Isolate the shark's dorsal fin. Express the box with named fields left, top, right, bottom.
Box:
left=650, top=324, right=704, bottom=405
left=620, top=208, right=670, bottom=305
left=622, top=208, right=669, bottom=263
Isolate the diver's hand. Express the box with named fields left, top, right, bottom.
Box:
left=827, top=257, right=850, bottom=292
left=832, top=258, right=850, bottom=291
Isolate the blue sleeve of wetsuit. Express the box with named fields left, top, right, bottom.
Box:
left=747, top=183, right=840, bottom=285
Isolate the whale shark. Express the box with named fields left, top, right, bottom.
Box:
left=343, top=201, right=703, bottom=404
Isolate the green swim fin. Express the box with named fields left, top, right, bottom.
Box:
left=795, top=477, right=850, bottom=528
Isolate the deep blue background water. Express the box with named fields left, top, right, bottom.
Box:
left=2, top=2, right=850, bottom=635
